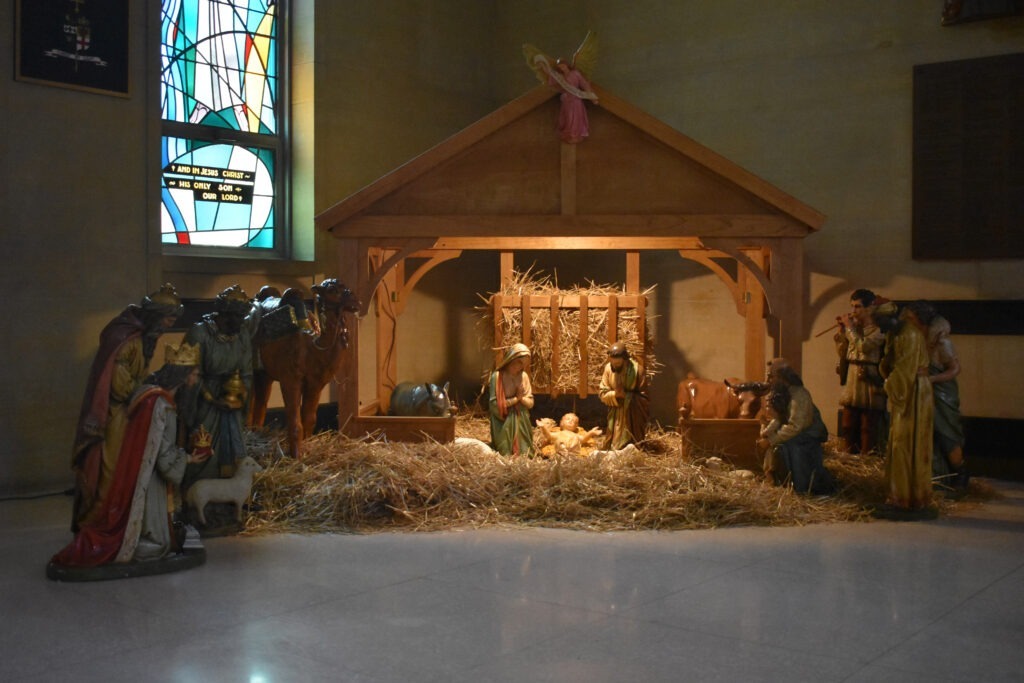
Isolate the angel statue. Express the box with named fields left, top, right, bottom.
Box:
left=523, top=31, right=599, bottom=143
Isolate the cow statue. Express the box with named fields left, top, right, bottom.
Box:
left=677, top=375, right=769, bottom=420
left=389, top=382, right=457, bottom=417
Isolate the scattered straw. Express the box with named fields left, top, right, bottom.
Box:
left=241, top=422, right=992, bottom=536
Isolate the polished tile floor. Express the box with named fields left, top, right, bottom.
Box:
left=2, top=482, right=1023, bottom=682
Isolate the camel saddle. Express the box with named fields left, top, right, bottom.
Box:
left=254, top=287, right=312, bottom=341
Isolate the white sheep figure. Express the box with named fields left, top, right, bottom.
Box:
left=186, top=456, right=263, bottom=525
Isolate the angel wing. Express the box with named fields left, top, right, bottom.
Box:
left=522, top=43, right=554, bottom=84
left=570, top=31, right=598, bottom=78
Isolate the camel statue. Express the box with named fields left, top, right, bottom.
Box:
left=249, top=278, right=360, bottom=457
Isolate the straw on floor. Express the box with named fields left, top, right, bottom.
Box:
left=242, top=416, right=990, bottom=535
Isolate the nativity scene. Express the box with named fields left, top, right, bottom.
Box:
left=46, top=32, right=993, bottom=580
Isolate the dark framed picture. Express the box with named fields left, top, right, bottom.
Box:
left=15, top=0, right=130, bottom=97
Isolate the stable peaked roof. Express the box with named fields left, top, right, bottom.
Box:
left=317, top=83, right=824, bottom=242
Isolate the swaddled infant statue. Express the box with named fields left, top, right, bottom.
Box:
left=536, top=412, right=603, bottom=457
left=389, top=381, right=457, bottom=417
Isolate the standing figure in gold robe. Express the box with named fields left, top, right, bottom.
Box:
left=875, top=302, right=934, bottom=512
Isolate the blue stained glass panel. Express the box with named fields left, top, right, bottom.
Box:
left=161, top=137, right=275, bottom=247
left=160, top=0, right=279, bottom=249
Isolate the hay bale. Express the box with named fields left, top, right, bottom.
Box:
left=480, top=268, right=660, bottom=395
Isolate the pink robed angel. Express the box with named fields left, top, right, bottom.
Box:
left=524, top=32, right=599, bottom=143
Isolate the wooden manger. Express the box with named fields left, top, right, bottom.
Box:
left=349, top=414, right=456, bottom=444
left=679, top=418, right=762, bottom=471
left=489, top=288, right=650, bottom=398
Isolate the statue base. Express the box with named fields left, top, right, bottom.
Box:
left=869, top=504, right=939, bottom=521
left=46, top=547, right=205, bottom=582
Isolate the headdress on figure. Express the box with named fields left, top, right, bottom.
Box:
left=607, top=342, right=630, bottom=359
left=214, top=284, right=251, bottom=314
left=164, top=341, right=201, bottom=367
left=140, top=283, right=184, bottom=318
left=873, top=300, right=898, bottom=318
left=498, top=343, right=531, bottom=369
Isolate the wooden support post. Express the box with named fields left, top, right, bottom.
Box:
left=521, top=295, right=532, bottom=348
left=578, top=294, right=589, bottom=397
left=626, top=251, right=640, bottom=293
left=636, top=293, right=647, bottom=373
left=336, top=238, right=363, bottom=435
left=743, top=248, right=768, bottom=381
left=500, top=251, right=514, bottom=287
left=492, top=294, right=504, bottom=367
left=375, top=252, right=401, bottom=412
left=607, top=295, right=618, bottom=345
left=549, top=295, right=561, bottom=398
left=769, top=239, right=804, bottom=371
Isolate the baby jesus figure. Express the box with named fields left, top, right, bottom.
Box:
left=535, top=412, right=603, bottom=457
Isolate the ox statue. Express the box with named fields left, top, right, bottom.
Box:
left=677, top=375, right=770, bottom=420
left=389, top=381, right=456, bottom=418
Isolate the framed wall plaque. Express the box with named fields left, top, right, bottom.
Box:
left=15, top=0, right=130, bottom=97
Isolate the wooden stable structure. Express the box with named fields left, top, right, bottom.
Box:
left=317, top=83, right=824, bottom=439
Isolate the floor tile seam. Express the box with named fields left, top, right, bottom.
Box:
left=234, top=551, right=510, bottom=595
left=60, top=584, right=206, bottom=630
left=268, top=567, right=558, bottom=615
left=729, top=547, right=1009, bottom=596
left=448, top=614, right=625, bottom=676
left=448, top=626, right=647, bottom=679
left=0, top=533, right=73, bottom=552
left=562, top=541, right=787, bottom=566
left=16, top=637, right=343, bottom=683
left=621, top=556, right=876, bottom=612
left=849, top=592, right=1002, bottom=676
left=837, top=659, right=967, bottom=683
left=113, top=579, right=407, bottom=634
left=419, top=572, right=630, bottom=617
left=599, top=610, right=872, bottom=668
left=3, top=619, right=210, bottom=681
left=610, top=592, right=952, bottom=668
left=920, top=558, right=1024, bottom=624
left=610, top=559, right=794, bottom=615
left=463, top=619, right=654, bottom=680
left=0, top=492, right=71, bottom=507
left=7, top=581, right=179, bottom=626
left=228, top=634, right=384, bottom=681
left=376, top=553, right=523, bottom=584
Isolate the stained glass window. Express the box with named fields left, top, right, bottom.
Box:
left=160, top=0, right=282, bottom=250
